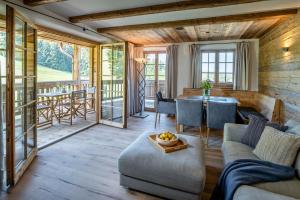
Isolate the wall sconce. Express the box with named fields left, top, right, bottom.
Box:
left=282, top=47, right=289, bottom=52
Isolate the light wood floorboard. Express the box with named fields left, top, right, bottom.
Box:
left=1, top=112, right=223, bottom=200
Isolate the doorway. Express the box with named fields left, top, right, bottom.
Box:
left=144, top=51, right=166, bottom=111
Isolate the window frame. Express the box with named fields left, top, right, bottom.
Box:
left=201, top=49, right=235, bottom=88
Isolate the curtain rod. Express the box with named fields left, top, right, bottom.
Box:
left=2, top=0, right=105, bottom=38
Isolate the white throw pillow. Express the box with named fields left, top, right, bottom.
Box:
left=253, top=126, right=300, bottom=166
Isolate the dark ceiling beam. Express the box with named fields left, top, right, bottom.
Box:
left=97, top=9, right=297, bottom=33
left=69, top=0, right=267, bottom=23
left=23, top=0, right=67, bottom=6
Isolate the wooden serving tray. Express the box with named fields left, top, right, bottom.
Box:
left=148, top=134, right=188, bottom=153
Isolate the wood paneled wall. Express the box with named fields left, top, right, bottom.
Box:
left=259, top=10, right=300, bottom=122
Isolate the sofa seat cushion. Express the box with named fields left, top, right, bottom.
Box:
left=254, top=178, right=300, bottom=199
left=233, top=185, right=297, bottom=200
left=222, top=141, right=259, bottom=165
left=118, top=132, right=205, bottom=194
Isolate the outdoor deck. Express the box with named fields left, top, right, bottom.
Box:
left=37, top=112, right=97, bottom=148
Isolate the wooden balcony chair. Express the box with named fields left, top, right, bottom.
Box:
left=86, top=86, right=96, bottom=113
left=59, top=90, right=87, bottom=125
left=37, top=99, right=53, bottom=128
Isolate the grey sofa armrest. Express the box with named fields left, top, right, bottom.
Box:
left=224, top=123, right=248, bottom=143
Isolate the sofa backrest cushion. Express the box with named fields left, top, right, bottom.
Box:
left=253, top=126, right=300, bottom=166
left=285, top=119, right=300, bottom=177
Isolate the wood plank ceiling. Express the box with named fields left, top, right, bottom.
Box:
left=102, top=18, right=283, bottom=45
left=24, top=0, right=300, bottom=45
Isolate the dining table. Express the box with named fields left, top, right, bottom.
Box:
left=176, top=95, right=240, bottom=105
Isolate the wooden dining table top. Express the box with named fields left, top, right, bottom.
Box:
left=176, top=95, right=240, bottom=105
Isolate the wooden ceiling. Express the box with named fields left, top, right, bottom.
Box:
left=23, top=0, right=300, bottom=45
left=110, top=18, right=282, bottom=45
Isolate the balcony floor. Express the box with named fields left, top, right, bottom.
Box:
left=37, top=112, right=97, bottom=148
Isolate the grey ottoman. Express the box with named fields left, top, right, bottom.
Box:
left=118, top=132, right=206, bottom=200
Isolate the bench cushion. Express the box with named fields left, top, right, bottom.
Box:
left=118, top=132, right=205, bottom=194
left=238, top=107, right=267, bottom=122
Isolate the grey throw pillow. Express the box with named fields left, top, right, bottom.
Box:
left=241, top=115, right=267, bottom=148
left=253, top=126, right=300, bottom=166
left=241, top=115, right=287, bottom=148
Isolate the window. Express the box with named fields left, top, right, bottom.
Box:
left=201, top=50, right=235, bottom=85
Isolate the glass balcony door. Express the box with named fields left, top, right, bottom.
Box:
left=6, top=8, right=38, bottom=186
left=144, top=52, right=166, bottom=111
left=99, top=43, right=126, bottom=128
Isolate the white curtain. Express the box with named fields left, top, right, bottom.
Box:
left=166, top=45, right=178, bottom=99
left=234, top=42, right=253, bottom=90
left=190, top=44, right=202, bottom=88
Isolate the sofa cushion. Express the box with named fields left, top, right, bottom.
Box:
left=241, top=115, right=267, bottom=148
left=253, top=126, right=300, bottom=166
left=254, top=178, right=300, bottom=199
left=233, top=185, right=297, bottom=200
left=222, top=141, right=259, bottom=165
left=118, top=132, right=205, bottom=194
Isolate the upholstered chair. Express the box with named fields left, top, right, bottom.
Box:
left=206, top=101, right=237, bottom=145
left=155, top=91, right=176, bottom=128
left=176, top=99, right=204, bottom=135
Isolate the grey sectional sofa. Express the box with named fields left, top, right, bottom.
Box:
left=222, top=123, right=300, bottom=200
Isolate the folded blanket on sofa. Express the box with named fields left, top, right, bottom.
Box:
left=210, top=159, right=295, bottom=200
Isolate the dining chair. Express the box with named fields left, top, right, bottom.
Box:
left=176, top=99, right=204, bottom=135
left=37, top=98, right=53, bottom=128
left=59, top=90, right=87, bottom=125
left=206, top=101, right=237, bottom=145
left=86, top=86, right=96, bottom=113
left=155, top=91, right=176, bottom=128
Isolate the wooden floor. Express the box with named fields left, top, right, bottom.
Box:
left=1, top=112, right=223, bottom=200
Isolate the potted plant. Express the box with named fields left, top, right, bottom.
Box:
left=200, top=79, right=212, bottom=98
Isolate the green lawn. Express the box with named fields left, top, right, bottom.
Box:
left=37, top=65, right=72, bottom=82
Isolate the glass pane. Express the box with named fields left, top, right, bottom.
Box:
left=158, top=53, right=166, bottom=65
left=227, top=52, right=234, bottom=62
left=202, top=53, right=208, bottom=62
left=209, top=63, right=215, bottom=72
left=79, top=47, right=90, bottom=81
left=27, top=127, right=35, bottom=155
left=219, top=73, right=226, bottom=83
left=102, top=61, right=112, bottom=76
left=15, top=17, right=24, bottom=47
left=27, top=78, right=35, bottom=103
left=226, top=73, right=233, bottom=83
left=102, top=47, right=112, bottom=61
left=26, top=104, right=35, bottom=129
left=208, top=73, right=215, bottom=82
left=202, top=73, right=208, bottom=81
left=15, top=108, right=24, bottom=139
left=227, top=63, right=233, bottom=73
left=158, top=65, right=165, bottom=78
left=15, top=137, right=25, bottom=167
left=15, top=78, right=24, bottom=108
left=27, top=51, right=35, bottom=77
left=145, top=64, right=155, bottom=76
left=209, top=53, right=215, bottom=62
left=145, top=54, right=155, bottom=64
left=202, top=63, right=208, bottom=72
left=15, top=50, right=24, bottom=77
left=219, top=52, right=226, bottom=62
left=219, top=63, right=226, bottom=73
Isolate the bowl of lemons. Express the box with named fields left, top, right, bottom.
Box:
left=156, top=131, right=178, bottom=146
